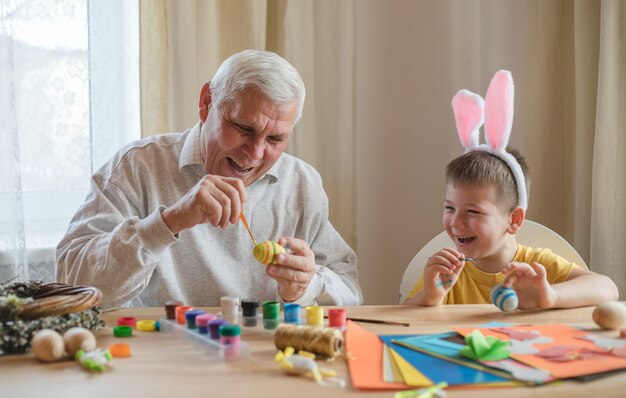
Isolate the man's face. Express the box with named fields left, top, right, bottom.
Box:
left=201, top=89, right=298, bottom=186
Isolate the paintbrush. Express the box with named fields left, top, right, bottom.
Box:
left=324, top=315, right=410, bottom=327
left=239, top=213, right=257, bottom=246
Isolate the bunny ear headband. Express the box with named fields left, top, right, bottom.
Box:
left=451, top=70, right=527, bottom=211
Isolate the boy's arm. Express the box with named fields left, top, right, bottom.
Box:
left=503, top=262, right=619, bottom=309
left=551, top=267, right=619, bottom=308
left=405, top=285, right=446, bottom=306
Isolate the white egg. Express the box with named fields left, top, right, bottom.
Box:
left=592, top=302, right=626, bottom=330
left=63, top=327, right=97, bottom=358
left=31, top=329, right=65, bottom=362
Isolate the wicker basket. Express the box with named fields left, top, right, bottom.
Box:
left=18, top=282, right=102, bottom=320
left=0, top=281, right=105, bottom=355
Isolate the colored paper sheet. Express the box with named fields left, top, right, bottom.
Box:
left=460, top=330, right=511, bottom=361
left=383, top=345, right=406, bottom=383
left=395, top=332, right=552, bottom=384
left=381, top=335, right=513, bottom=387
left=388, top=346, right=432, bottom=386
left=454, top=324, right=626, bottom=379
left=382, top=345, right=393, bottom=382
left=394, top=333, right=514, bottom=378
left=345, top=320, right=409, bottom=390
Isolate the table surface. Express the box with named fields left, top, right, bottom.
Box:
left=2, top=304, right=626, bottom=398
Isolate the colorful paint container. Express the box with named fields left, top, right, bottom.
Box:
left=284, top=303, right=302, bottom=325
left=263, top=301, right=280, bottom=330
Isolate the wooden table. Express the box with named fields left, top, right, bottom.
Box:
left=2, top=305, right=626, bottom=397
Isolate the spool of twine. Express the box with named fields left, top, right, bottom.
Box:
left=274, top=323, right=343, bottom=358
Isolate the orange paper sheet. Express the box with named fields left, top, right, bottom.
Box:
left=346, top=320, right=410, bottom=390
left=454, top=324, right=626, bottom=379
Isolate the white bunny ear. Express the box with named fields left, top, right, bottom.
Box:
left=484, top=70, right=514, bottom=152
left=451, top=89, right=484, bottom=151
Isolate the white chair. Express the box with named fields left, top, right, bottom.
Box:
left=398, top=220, right=588, bottom=303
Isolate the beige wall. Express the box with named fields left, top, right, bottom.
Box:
left=354, top=0, right=572, bottom=304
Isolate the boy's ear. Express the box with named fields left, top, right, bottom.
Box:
left=507, top=206, right=525, bottom=234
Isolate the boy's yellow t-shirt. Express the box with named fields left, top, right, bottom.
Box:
left=405, top=244, right=579, bottom=304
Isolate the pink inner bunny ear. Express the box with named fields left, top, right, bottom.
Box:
left=484, top=70, right=514, bottom=151
left=452, top=89, right=484, bottom=150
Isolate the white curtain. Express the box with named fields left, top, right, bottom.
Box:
left=0, top=0, right=140, bottom=283
left=591, top=0, right=626, bottom=297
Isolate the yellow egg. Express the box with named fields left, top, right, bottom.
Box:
left=592, top=302, right=626, bottom=330
left=31, top=329, right=65, bottom=362
left=63, top=327, right=97, bottom=358
left=253, top=241, right=286, bottom=264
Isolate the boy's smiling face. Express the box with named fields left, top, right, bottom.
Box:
left=442, top=182, right=514, bottom=261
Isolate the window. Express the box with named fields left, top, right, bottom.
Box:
left=0, top=0, right=139, bottom=282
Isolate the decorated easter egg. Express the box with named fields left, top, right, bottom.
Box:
left=253, top=241, right=286, bottom=264
left=63, top=327, right=97, bottom=358
left=31, top=329, right=65, bottom=362
left=592, top=302, right=626, bottom=330
left=490, top=284, right=518, bottom=312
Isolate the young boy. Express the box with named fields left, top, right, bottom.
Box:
left=405, top=70, right=618, bottom=308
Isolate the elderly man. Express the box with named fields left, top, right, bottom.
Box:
left=57, top=49, right=362, bottom=309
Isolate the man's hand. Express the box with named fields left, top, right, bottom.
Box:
left=502, top=262, right=556, bottom=309
left=418, top=247, right=466, bottom=305
left=162, top=175, right=246, bottom=234
left=265, top=237, right=316, bottom=302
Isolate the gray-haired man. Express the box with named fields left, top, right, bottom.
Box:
left=57, top=50, right=362, bottom=309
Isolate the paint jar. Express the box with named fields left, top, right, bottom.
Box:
left=306, top=305, right=324, bottom=327
left=117, top=317, right=137, bottom=327
left=208, top=319, right=228, bottom=340
left=185, top=309, right=206, bottom=329
left=219, top=325, right=241, bottom=346
left=283, top=303, right=302, bottom=325
left=175, top=306, right=193, bottom=325
left=196, top=313, right=217, bottom=335
left=263, top=301, right=280, bottom=330
left=137, top=320, right=157, bottom=332
left=328, top=308, right=347, bottom=331
left=220, top=296, right=240, bottom=324
left=219, top=324, right=242, bottom=360
left=113, top=326, right=132, bottom=338
left=164, top=301, right=183, bottom=320
left=241, top=300, right=260, bottom=327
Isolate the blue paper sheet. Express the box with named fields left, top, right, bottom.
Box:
left=380, top=334, right=510, bottom=386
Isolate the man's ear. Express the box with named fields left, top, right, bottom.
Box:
left=507, top=206, right=525, bottom=234
left=198, top=82, right=212, bottom=122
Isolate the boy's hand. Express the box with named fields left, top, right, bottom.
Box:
left=501, top=262, right=557, bottom=309
left=420, top=248, right=466, bottom=305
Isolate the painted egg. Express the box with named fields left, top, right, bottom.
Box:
left=31, top=329, right=65, bottom=362
left=592, top=302, right=626, bottom=330
left=490, top=284, right=519, bottom=312
left=253, top=241, right=286, bottom=264
left=63, top=327, right=97, bottom=359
